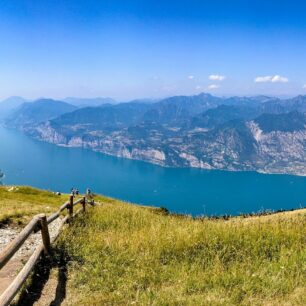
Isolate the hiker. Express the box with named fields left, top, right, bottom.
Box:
left=86, top=188, right=95, bottom=205
left=75, top=188, right=79, bottom=195
left=71, top=187, right=75, bottom=197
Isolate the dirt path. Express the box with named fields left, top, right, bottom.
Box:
left=0, top=218, right=64, bottom=297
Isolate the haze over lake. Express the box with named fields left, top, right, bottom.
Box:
left=0, top=126, right=305, bottom=216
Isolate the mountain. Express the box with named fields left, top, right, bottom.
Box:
left=222, top=95, right=278, bottom=106
left=188, top=105, right=260, bottom=129
left=51, top=102, right=152, bottom=131
left=255, top=111, right=306, bottom=133
left=5, top=99, right=77, bottom=128
left=37, top=93, right=228, bottom=135
left=9, top=93, right=306, bottom=175
left=0, top=96, right=27, bottom=121
left=281, top=95, right=306, bottom=113
left=185, top=95, right=306, bottom=131
left=15, top=93, right=297, bottom=131
left=141, top=94, right=295, bottom=126
left=142, top=93, right=223, bottom=125
left=63, top=97, right=117, bottom=107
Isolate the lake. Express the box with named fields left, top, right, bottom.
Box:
left=0, top=126, right=305, bottom=216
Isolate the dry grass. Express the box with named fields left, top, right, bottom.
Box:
left=0, top=186, right=68, bottom=226
left=58, top=196, right=306, bottom=306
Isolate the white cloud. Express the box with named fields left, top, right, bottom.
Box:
left=188, top=75, right=195, bottom=79
left=303, top=84, right=306, bottom=89
left=209, top=74, right=226, bottom=81
left=271, top=75, right=289, bottom=83
left=254, top=76, right=273, bottom=83
left=208, top=84, right=220, bottom=89
left=195, top=85, right=202, bottom=90
left=254, top=75, right=289, bottom=83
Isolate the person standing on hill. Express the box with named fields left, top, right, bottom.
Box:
left=86, top=188, right=95, bottom=205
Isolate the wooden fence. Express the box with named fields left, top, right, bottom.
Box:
left=0, top=195, right=92, bottom=306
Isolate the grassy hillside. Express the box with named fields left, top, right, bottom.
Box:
left=0, top=186, right=68, bottom=225
left=59, top=196, right=306, bottom=306
left=0, top=186, right=305, bottom=305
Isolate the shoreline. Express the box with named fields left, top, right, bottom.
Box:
left=1, top=185, right=305, bottom=220
left=55, top=142, right=306, bottom=177
left=2, top=126, right=305, bottom=177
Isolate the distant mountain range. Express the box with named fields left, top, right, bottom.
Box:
left=0, top=96, right=27, bottom=121
left=0, top=96, right=118, bottom=121
left=4, top=99, right=77, bottom=128
left=3, top=93, right=306, bottom=175
left=63, top=97, right=117, bottom=107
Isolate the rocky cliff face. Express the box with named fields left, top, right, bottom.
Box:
left=26, top=116, right=306, bottom=176
left=248, top=121, right=306, bottom=175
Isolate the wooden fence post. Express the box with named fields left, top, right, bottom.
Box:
left=69, top=194, right=74, bottom=218
left=39, top=214, right=51, bottom=256
left=82, top=196, right=86, bottom=212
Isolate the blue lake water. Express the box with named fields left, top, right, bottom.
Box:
left=0, top=126, right=305, bottom=216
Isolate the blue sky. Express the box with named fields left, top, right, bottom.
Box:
left=1, top=0, right=306, bottom=101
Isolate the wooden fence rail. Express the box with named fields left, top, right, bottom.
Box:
left=0, top=194, right=91, bottom=306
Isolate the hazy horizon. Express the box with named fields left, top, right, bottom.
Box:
left=1, top=92, right=306, bottom=104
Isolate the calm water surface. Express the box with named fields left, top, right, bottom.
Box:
left=0, top=126, right=305, bottom=216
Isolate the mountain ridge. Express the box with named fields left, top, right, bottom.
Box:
left=4, top=98, right=77, bottom=128
left=0, top=96, right=27, bottom=121
left=4, top=93, right=306, bottom=175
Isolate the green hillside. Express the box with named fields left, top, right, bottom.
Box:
left=59, top=196, right=306, bottom=305
left=0, top=186, right=305, bottom=305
